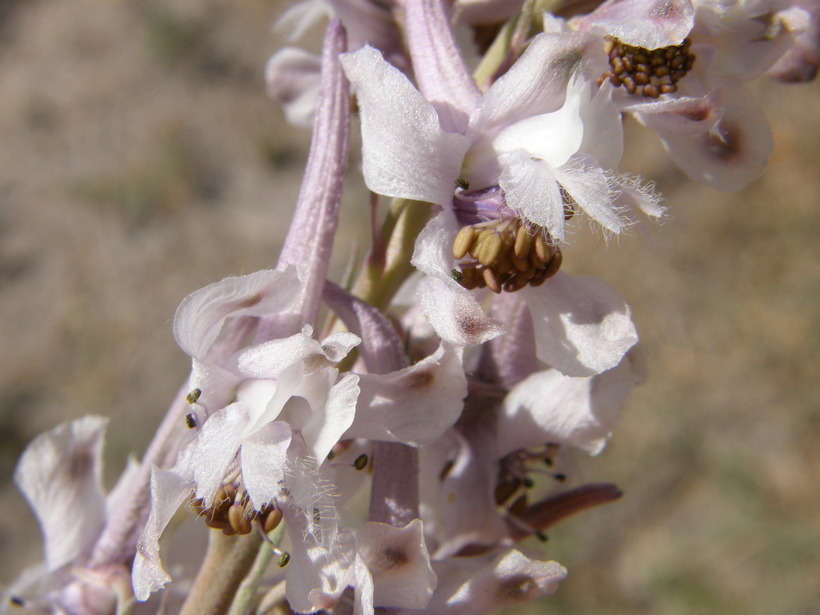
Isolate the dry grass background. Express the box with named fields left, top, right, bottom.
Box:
left=0, top=1, right=817, bottom=613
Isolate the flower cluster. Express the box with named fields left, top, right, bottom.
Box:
left=6, top=0, right=816, bottom=614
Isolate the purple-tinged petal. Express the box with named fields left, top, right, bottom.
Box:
left=767, top=4, right=820, bottom=82
left=132, top=467, right=190, bottom=601
left=573, top=0, right=695, bottom=48
left=497, top=353, right=640, bottom=458
left=341, top=46, right=470, bottom=205
left=417, top=276, right=506, bottom=347
left=324, top=281, right=409, bottom=373
left=265, top=47, right=322, bottom=128
left=658, top=82, right=774, bottom=190
left=520, top=272, right=638, bottom=377
left=628, top=89, right=723, bottom=135
left=469, top=32, right=595, bottom=135
left=14, top=416, right=108, bottom=571
left=276, top=0, right=328, bottom=42
left=240, top=422, right=292, bottom=509
left=356, top=520, right=437, bottom=609
left=553, top=158, right=625, bottom=234
left=348, top=344, right=467, bottom=446
left=277, top=21, right=351, bottom=328
left=403, top=0, right=481, bottom=133
left=425, top=550, right=566, bottom=615
left=173, top=267, right=301, bottom=360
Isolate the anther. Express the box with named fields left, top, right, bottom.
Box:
left=278, top=551, right=291, bottom=567
left=185, top=413, right=197, bottom=429
left=455, top=178, right=470, bottom=190
left=452, top=226, right=476, bottom=260
left=354, top=454, right=368, bottom=471
left=186, top=388, right=202, bottom=404
left=262, top=507, right=284, bottom=534
left=600, top=36, right=696, bottom=99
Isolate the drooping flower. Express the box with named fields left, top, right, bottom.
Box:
left=7, top=417, right=140, bottom=614
left=569, top=0, right=807, bottom=189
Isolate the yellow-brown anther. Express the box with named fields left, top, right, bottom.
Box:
left=599, top=36, right=695, bottom=98
left=451, top=217, right=562, bottom=294
left=263, top=507, right=284, bottom=534
left=193, top=484, right=281, bottom=537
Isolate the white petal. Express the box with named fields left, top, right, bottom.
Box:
left=497, top=150, right=565, bottom=240
left=173, top=267, right=301, bottom=359
left=181, top=404, right=246, bottom=503
left=417, top=276, right=506, bottom=347
left=14, top=416, right=108, bottom=571
left=576, top=0, right=695, bottom=48
left=233, top=329, right=321, bottom=379
left=320, top=331, right=362, bottom=364
left=132, top=468, right=190, bottom=601
left=521, top=273, right=638, bottom=376
left=356, top=520, right=436, bottom=609
left=240, top=422, right=292, bottom=509
left=658, top=84, right=774, bottom=191
left=341, top=46, right=469, bottom=205
left=492, top=79, right=585, bottom=169
left=411, top=211, right=461, bottom=281
left=497, top=354, right=640, bottom=457
left=301, top=373, right=361, bottom=464
left=348, top=345, right=467, bottom=446
left=629, top=91, right=723, bottom=136
left=429, top=550, right=566, bottom=614
left=553, top=159, right=625, bottom=234
left=470, top=32, right=592, bottom=134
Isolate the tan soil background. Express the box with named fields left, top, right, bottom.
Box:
left=1, top=1, right=817, bottom=613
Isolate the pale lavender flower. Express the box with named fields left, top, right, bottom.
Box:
left=341, top=0, right=648, bottom=376
left=569, top=0, right=807, bottom=189
left=6, top=417, right=138, bottom=614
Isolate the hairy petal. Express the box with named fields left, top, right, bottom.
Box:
left=424, top=550, right=566, bottom=615
left=497, top=354, right=640, bottom=457
left=341, top=45, right=469, bottom=204
left=657, top=83, right=774, bottom=191
left=521, top=273, right=638, bottom=377
left=349, top=344, right=467, bottom=446
left=15, top=416, right=108, bottom=571
left=240, top=422, right=292, bottom=509
left=356, top=520, right=437, bottom=609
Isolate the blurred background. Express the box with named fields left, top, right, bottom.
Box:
left=0, top=1, right=817, bottom=613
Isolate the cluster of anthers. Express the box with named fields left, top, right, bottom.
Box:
left=192, top=483, right=284, bottom=539
left=452, top=218, right=562, bottom=294
left=599, top=36, right=696, bottom=98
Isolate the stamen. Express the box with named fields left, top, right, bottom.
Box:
left=192, top=483, right=281, bottom=537
left=600, top=36, right=696, bottom=98
left=184, top=413, right=197, bottom=429
left=451, top=218, right=562, bottom=294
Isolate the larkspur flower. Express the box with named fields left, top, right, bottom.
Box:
left=341, top=0, right=650, bottom=376
left=568, top=0, right=810, bottom=189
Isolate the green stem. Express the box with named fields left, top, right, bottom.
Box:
left=228, top=524, right=287, bottom=615
left=179, top=531, right=263, bottom=615
left=353, top=197, right=432, bottom=310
